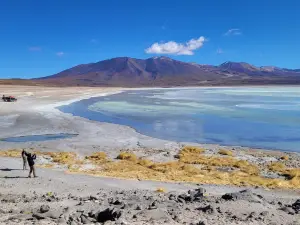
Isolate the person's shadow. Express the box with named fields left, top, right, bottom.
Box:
left=0, top=168, right=22, bottom=172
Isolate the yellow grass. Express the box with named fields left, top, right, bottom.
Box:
left=156, top=187, right=166, bottom=193
left=268, top=162, right=286, bottom=173
left=181, top=146, right=205, bottom=154
left=280, top=155, right=289, bottom=161
left=0, top=149, right=22, bottom=157
left=1, top=148, right=300, bottom=189
left=43, top=152, right=78, bottom=165
left=86, top=152, right=109, bottom=164
left=117, top=152, right=138, bottom=161
left=218, top=149, right=234, bottom=156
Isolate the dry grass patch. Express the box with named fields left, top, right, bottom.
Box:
left=268, top=162, right=286, bottom=173
left=218, top=149, right=234, bottom=156
left=0, top=149, right=22, bottom=157
left=156, top=187, right=166, bottom=193
left=280, top=155, right=289, bottom=161
left=181, top=146, right=205, bottom=154
left=117, top=152, right=138, bottom=161
left=86, top=152, right=109, bottom=164
left=43, top=152, right=78, bottom=165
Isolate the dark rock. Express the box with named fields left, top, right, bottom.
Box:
left=191, top=221, right=206, bottom=225
left=89, top=195, right=98, bottom=201
left=40, top=205, right=50, bottom=213
left=247, top=212, right=257, bottom=219
left=221, top=189, right=262, bottom=203
left=148, top=201, right=158, bottom=210
left=96, top=207, right=122, bottom=222
left=292, top=199, right=300, bottom=213
left=188, top=188, right=205, bottom=201
left=32, top=213, right=46, bottom=220
left=260, top=211, right=269, bottom=217
left=168, top=194, right=176, bottom=201
left=136, top=205, right=142, bottom=210
left=113, top=200, right=123, bottom=205
left=280, top=206, right=295, bottom=215
left=197, top=205, right=215, bottom=214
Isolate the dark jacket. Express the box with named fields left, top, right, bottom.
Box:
left=25, top=152, right=36, bottom=166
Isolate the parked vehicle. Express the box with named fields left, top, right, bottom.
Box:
left=2, top=95, right=17, bottom=102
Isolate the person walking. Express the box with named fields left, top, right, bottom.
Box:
left=25, top=152, right=37, bottom=178
left=21, top=149, right=27, bottom=170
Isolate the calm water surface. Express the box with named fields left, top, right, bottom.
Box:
left=59, top=87, right=300, bottom=152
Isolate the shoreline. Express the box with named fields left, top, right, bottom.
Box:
left=0, top=85, right=299, bottom=155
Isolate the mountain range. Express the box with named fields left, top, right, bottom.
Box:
left=3, top=57, right=300, bottom=87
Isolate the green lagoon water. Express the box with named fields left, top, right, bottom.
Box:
left=59, top=87, right=300, bottom=152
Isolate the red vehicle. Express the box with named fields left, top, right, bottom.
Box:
left=2, top=95, right=17, bottom=102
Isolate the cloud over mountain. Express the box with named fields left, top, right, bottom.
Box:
left=145, top=36, right=206, bottom=55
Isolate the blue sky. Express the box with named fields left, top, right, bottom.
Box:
left=0, top=0, right=299, bottom=78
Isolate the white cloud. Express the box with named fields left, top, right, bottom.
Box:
left=28, top=46, right=41, bottom=51
left=216, top=48, right=224, bottom=54
left=145, top=36, right=206, bottom=55
left=56, top=52, right=64, bottom=57
left=224, top=28, right=242, bottom=36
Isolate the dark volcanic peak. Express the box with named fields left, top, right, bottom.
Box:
left=36, top=57, right=300, bottom=87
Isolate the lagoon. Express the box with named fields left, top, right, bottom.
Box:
left=59, top=87, right=300, bottom=152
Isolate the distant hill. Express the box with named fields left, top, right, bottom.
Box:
left=5, top=57, right=300, bottom=87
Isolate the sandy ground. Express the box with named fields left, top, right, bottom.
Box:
left=0, top=157, right=299, bottom=225
left=0, top=85, right=300, bottom=225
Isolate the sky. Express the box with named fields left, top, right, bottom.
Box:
left=0, top=0, right=300, bottom=78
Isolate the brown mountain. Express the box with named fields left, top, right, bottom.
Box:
left=27, top=57, right=300, bottom=86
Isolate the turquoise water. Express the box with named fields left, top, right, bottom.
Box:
left=59, top=87, right=300, bottom=152
left=1, top=133, right=78, bottom=142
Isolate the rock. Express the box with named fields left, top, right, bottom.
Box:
left=178, top=189, right=205, bottom=203
left=260, top=211, right=269, bottom=217
left=57, top=217, right=67, bottom=224
left=32, top=213, right=46, bottom=220
left=90, top=195, right=98, bottom=201
left=96, top=208, right=122, bottom=222
left=81, top=215, right=92, bottom=224
left=197, top=205, right=215, bottom=214
left=221, top=189, right=262, bottom=203
left=168, top=194, right=176, bottom=201
left=292, top=199, right=300, bottom=213
left=136, top=205, right=142, bottom=210
left=113, top=200, right=123, bottom=205
left=280, top=206, right=295, bottom=215
left=191, top=221, right=206, bottom=225
left=135, top=209, right=171, bottom=222
left=40, top=205, right=50, bottom=213
left=148, top=201, right=158, bottom=210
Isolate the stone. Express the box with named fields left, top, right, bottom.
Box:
left=260, top=211, right=269, bottom=217
left=40, top=205, right=50, bottom=213
left=197, top=205, right=215, bottom=214
left=81, top=215, right=92, bottom=224
left=280, top=206, right=295, bottom=215
left=292, top=199, right=300, bottom=213
left=32, top=213, right=46, bottom=220
left=221, top=189, right=262, bottom=203
left=96, top=207, right=122, bottom=223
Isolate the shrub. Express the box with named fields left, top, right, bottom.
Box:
left=86, top=152, right=108, bottom=163
left=218, top=149, right=234, bottom=156
left=156, top=187, right=166, bottom=193
left=117, top=152, right=138, bottom=161
left=280, top=155, right=289, bottom=161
